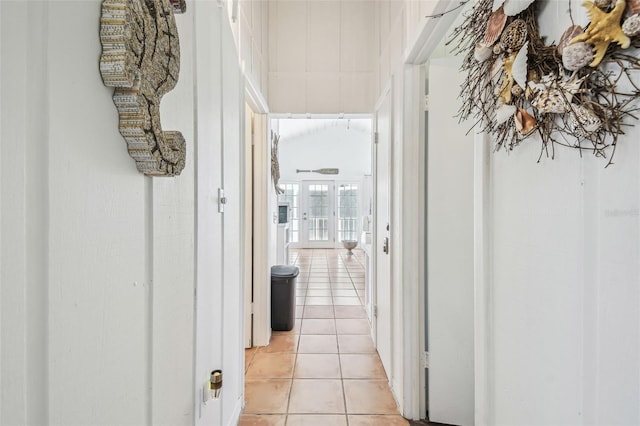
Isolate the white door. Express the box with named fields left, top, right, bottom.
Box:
left=427, top=57, right=475, bottom=425
left=194, top=3, right=244, bottom=424
left=300, top=181, right=335, bottom=248
left=194, top=2, right=223, bottom=423
left=374, top=87, right=393, bottom=379
left=220, top=20, right=244, bottom=425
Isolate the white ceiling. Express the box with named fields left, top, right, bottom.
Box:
left=277, top=118, right=372, bottom=140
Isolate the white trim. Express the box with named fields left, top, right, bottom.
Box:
left=244, top=72, right=268, bottom=114
left=474, top=131, right=493, bottom=425
left=400, top=64, right=426, bottom=421
left=226, top=396, right=243, bottom=426
left=404, top=0, right=465, bottom=65
left=419, top=65, right=428, bottom=421
left=242, top=103, right=253, bottom=349
left=371, top=80, right=391, bottom=359
left=242, top=71, right=268, bottom=350
left=251, top=113, right=271, bottom=347
left=374, top=79, right=393, bottom=112
left=269, top=113, right=371, bottom=120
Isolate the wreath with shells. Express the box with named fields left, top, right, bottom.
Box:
left=449, top=0, right=640, bottom=165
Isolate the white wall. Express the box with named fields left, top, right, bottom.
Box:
left=475, top=1, right=640, bottom=424
left=268, top=0, right=375, bottom=113
left=235, top=0, right=270, bottom=102
left=1, top=1, right=244, bottom=424
left=278, top=119, right=372, bottom=182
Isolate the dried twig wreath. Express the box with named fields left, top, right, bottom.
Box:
left=448, top=0, right=640, bottom=166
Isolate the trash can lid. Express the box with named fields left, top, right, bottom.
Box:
left=271, top=265, right=299, bottom=278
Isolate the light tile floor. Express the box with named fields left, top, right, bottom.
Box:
left=241, top=249, right=409, bottom=426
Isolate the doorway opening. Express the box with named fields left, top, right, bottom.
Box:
left=242, top=115, right=409, bottom=423
left=271, top=116, right=374, bottom=319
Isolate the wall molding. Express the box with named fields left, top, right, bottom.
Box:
left=400, top=64, right=426, bottom=421
left=474, top=131, right=493, bottom=425
left=404, top=0, right=464, bottom=65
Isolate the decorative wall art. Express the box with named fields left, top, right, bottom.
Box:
left=99, top=0, right=186, bottom=176
left=449, top=0, right=640, bottom=165
left=271, top=132, right=285, bottom=195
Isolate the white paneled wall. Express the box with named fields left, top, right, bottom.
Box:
left=237, top=0, right=270, bottom=101
left=471, top=1, right=640, bottom=424
left=1, top=1, right=245, bottom=424
left=267, top=0, right=442, bottom=113
left=268, top=0, right=375, bottom=113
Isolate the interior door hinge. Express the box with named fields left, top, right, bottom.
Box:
left=373, top=305, right=378, bottom=317
left=374, top=132, right=379, bottom=144
left=250, top=302, right=254, bottom=314
left=422, top=351, right=430, bottom=369
left=424, top=94, right=430, bottom=112
left=218, top=188, right=227, bottom=213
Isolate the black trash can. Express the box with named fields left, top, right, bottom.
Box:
left=271, top=265, right=299, bottom=331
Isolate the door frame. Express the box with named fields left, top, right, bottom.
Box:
left=372, top=79, right=393, bottom=394
left=402, top=1, right=467, bottom=420
left=400, top=64, right=428, bottom=421
left=244, top=72, right=270, bottom=348
left=243, top=102, right=254, bottom=349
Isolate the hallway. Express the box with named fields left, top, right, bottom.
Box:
left=240, top=249, right=408, bottom=426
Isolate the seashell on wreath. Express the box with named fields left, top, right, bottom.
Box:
left=511, top=84, right=524, bottom=97
left=528, top=82, right=570, bottom=114
left=594, top=0, right=615, bottom=10
left=562, top=42, right=595, bottom=71
left=623, top=14, right=640, bottom=37
left=475, top=42, right=494, bottom=62
left=514, top=108, right=537, bottom=136
left=512, top=42, right=529, bottom=89
left=500, top=19, right=528, bottom=53
left=484, top=5, right=508, bottom=46
left=557, top=25, right=584, bottom=55
left=567, top=105, right=602, bottom=137
left=627, top=0, right=640, bottom=16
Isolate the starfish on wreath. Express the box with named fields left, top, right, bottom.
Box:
left=570, top=0, right=631, bottom=67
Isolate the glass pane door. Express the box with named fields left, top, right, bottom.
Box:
left=337, top=183, right=359, bottom=242
left=301, top=181, right=335, bottom=248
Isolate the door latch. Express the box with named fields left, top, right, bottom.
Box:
left=383, top=237, right=389, bottom=254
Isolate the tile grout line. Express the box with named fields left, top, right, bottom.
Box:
left=329, top=249, right=351, bottom=425
left=285, top=251, right=305, bottom=425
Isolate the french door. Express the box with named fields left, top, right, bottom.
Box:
left=300, top=181, right=335, bottom=248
